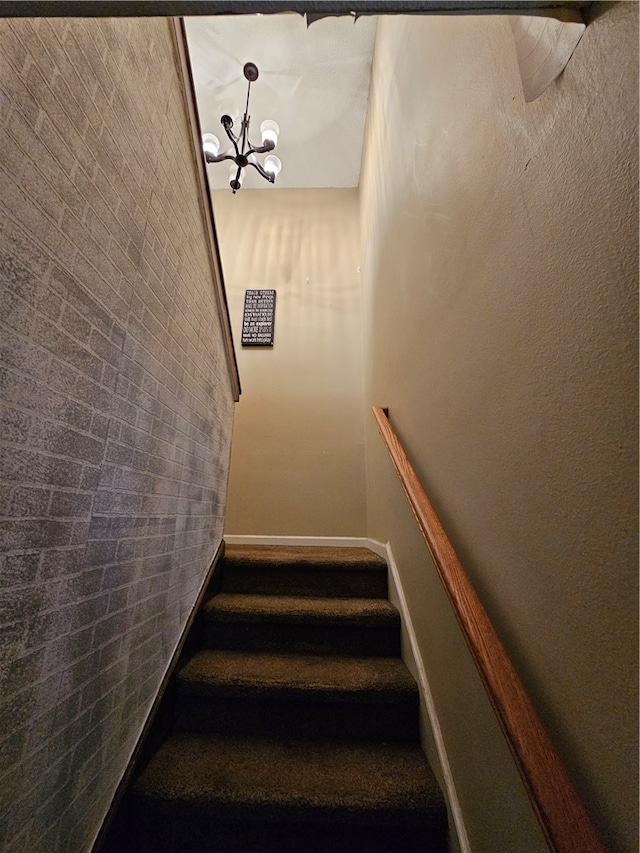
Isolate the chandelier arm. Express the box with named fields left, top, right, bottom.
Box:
left=246, top=141, right=275, bottom=156
left=247, top=159, right=275, bottom=184
left=204, top=152, right=236, bottom=164
left=221, top=119, right=240, bottom=157
left=231, top=164, right=243, bottom=194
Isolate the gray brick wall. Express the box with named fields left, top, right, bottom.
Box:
left=0, top=18, right=234, bottom=852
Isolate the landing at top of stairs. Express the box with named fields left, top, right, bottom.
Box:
left=224, top=544, right=386, bottom=571
left=222, top=544, right=388, bottom=599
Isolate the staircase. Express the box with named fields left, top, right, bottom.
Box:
left=127, top=544, right=448, bottom=852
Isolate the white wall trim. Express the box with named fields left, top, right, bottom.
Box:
left=224, top=534, right=387, bottom=559
left=384, top=541, right=471, bottom=853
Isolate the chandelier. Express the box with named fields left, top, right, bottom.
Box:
left=202, top=62, right=282, bottom=194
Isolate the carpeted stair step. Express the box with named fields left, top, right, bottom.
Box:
left=108, top=543, right=448, bottom=853
left=131, top=732, right=447, bottom=853
left=202, top=592, right=401, bottom=656
left=221, top=544, right=388, bottom=599
left=174, top=649, right=419, bottom=742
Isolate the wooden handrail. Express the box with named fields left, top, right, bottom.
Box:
left=372, top=406, right=603, bottom=853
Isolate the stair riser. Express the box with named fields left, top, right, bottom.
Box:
left=203, top=621, right=400, bottom=657
left=173, top=694, right=419, bottom=743
left=132, top=801, right=447, bottom=853
left=222, top=567, right=388, bottom=599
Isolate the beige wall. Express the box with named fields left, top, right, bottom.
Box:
left=360, top=6, right=638, bottom=852
left=212, top=189, right=366, bottom=536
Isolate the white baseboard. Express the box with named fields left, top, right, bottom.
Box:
left=384, top=542, right=471, bottom=853
left=224, top=534, right=387, bottom=559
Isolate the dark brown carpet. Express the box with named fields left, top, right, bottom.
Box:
left=123, top=545, right=448, bottom=851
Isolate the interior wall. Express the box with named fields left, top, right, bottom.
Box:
left=0, top=18, right=234, bottom=851
left=212, top=188, right=366, bottom=537
left=360, top=6, right=638, bottom=852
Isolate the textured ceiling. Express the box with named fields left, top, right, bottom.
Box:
left=184, top=14, right=377, bottom=190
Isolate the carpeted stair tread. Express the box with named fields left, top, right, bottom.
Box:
left=201, top=591, right=401, bottom=656
left=203, top=592, right=399, bottom=626
left=178, top=649, right=417, bottom=703
left=134, top=731, right=445, bottom=826
left=224, top=544, right=387, bottom=572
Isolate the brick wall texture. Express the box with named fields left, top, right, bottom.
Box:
left=0, top=17, right=235, bottom=852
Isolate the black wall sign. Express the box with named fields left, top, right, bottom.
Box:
left=241, top=289, right=276, bottom=347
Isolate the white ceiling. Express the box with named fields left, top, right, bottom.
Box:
left=184, top=14, right=377, bottom=190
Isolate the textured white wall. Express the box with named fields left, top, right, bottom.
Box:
left=361, top=6, right=638, bottom=851
left=213, top=188, right=367, bottom=536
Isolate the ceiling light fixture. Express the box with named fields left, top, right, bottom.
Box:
left=202, top=62, right=281, bottom=194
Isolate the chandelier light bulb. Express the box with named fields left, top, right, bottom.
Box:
left=264, top=155, right=282, bottom=179
left=202, top=133, right=220, bottom=159
left=260, top=120, right=280, bottom=148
